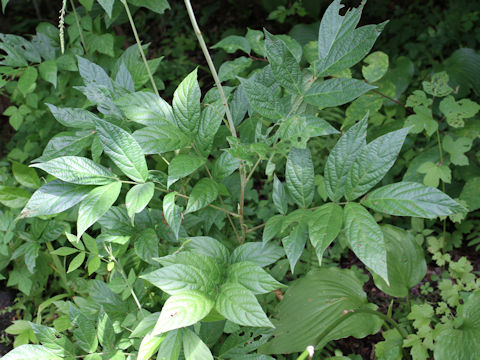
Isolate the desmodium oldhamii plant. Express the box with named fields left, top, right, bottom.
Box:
left=1, top=0, right=476, bottom=359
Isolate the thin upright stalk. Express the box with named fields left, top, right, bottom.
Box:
left=184, top=0, right=237, bottom=138
left=120, top=0, right=159, bottom=96
left=69, top=0, right=88, bottom=55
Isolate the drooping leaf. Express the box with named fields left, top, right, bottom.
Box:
left=285, top=147, right=315, bottom=208
left=133, top=124, right=190, bottom=155
left=183, top=328, right=214, bottom=360
left=115, top=91, right=174, bottom=126
left=259, top=267, right=382, bottom=354
left=39, top=60, right=57, bottom=88
left=185, top=178, right=218, bottom=214
left=304, top=78, right=375, bottom=108
left=31, top=156, right=116, bottom=185
left=324, top=113, right=368, bottom=201
left=308, top=203, right=343, bottom=265
left=167, top=154, right=206, bottom=188
left=20, top=180, right=93, bottom=218
left=156, top=329, right=182, bottom=360
left=34, top=131, right=94, bottom=162
left=126, top=182, right=154, bottom=222
left=153, top=290, right=214, bottom=335
left=95, top=119, right=149, bottom=183
left=77, top=181, right=122, bottom=238
left=173, top=68, right=201, bottom=136
left=343, top=203, right=388, bottom=283
left=372, top=225, right=426, bottom=297
left=212, top=152, right=239, bottom=180
left=96, top=0, right=114, bottom=17
left=162, top=192, right=182, bottom=240
left=282, top=221, right=308, bottom=272
left=361, top=182, right=465, bottom=218
left=264, top=30, right=302, bottom=94
left=345, top=127, right=409, bottom=200
left=215, top=283, right=273, bottom=328
left=127, top=0, right=170, bottom=14
left=272, top=175, right=288, bottom=215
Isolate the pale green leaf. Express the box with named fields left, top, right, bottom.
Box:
left=183, top=236, right=230, bottom=264
left=137, top=332, right=163, bottom=360
left=31, top=156, right=116, bottom=185
left=127, top=0, right=170, bottom=14
left=282, top=221, right=307, bottom=272
left=183, top=328, right=213, bottom=360
left=173, top=68, right=201, bottom=136
left=12, top=161, right=40, bottom=189
left=227, top=261, right=286, bottom=295
left=362, top=51, right=389, bottom=83
left=344, top=203, right=388, bottom=283
left=0, top=186, right=31, bottom=208
left=167, top=154, right=206, bottom=188
left=35, top=131, right=94, bottom=162
left=46, top=104, right=98, bottom=129
left=185, top=178, right=218, bottom=214
left=115, top=91, right=174, bottom=126
left=162, top=192, right=182, bottom=240
left=39, top=60, right=57, bottom=88
left=273, top=175, right=288, bottom=215
left=285, top=147, right=314, bottom=208
left=212, top=35, right=251, bottom=54
left=1, top=345, right=63, bottom=360
left=218, top=57, right=253, bottom=82
left=126, top=182, right=154, bottom=221
left=67, top=252, right=85, bottom=273
left=156, top=329, right=182, bottom=360
left=133, top=124, right=190, bottom=155
left=230, top=242, right=284, bottom=267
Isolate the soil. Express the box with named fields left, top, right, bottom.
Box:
left=0, top=289, right=15, bottom=356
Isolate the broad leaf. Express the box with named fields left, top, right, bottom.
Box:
left=343, top=203, right=388, bottom=284
left=137, top=332, right=163, bottom=360
left=34, top=131, right=93, bottom=162
left=215, top=283, right=273, bottom=328
left=345, top=127, right=409, bottom=200
left=128, top=0, right=170, bottom=14
left=308, top=203, right=343, bottom=265
left=1, top=345, right=63, bottom=360
left=163, top=192, right=182, bottom=240
left=285, top=147, right=314, bottom=208
left=230, top=242, right=284, bottom=267
left=361, top=182, right=465, bottom=218
left=115, top=91, right=174, bottom=126
left=227, top=261, right=286, bottom=294
left=183, top=328, right=214, bottom=360
left=20, top=180, right=93, bottom=218
left=324, top=113, right=368, bottom=201
left=183, top=236, right=230, bottom=264
left=77, top=181, right=122, bottom=238
left=259, top=268, right=382, bottom=354
left=12, top=161, right=40, bottom=189
left=0, top=186, right=31, bottom=208
left=213, top=152, right=239, bottom=180
left=167, top=154, right=206, bottom=188
left=282, top=221, right=308, bottom=272
left=31, top=156, right=116, bottom=185
left=304, top=78, right=375, bottom=108
left=156, top=329, right=182, bottom=360
left=272, top=175, right=288, bottom=215
left=372, top=225, right=426, bottom=297
left=240, top=77, right=286, bottom=120
left=95, top=119, right=149, bottom=183
left=185, top=178, right=218, bottom=214
left=133, top=124, right=190, bottom=155
left=173, top=69, right=201, bottom=136
left=264, top=30, right=302, bottom=94
left=126, top=182, right=154, bottom=222
left=153, top=290, right=214, bottom=335
left=134, top=228, right=159, bottom=265
left=46, top=104, right=98, bottom=129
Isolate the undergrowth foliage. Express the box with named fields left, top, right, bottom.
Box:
left=0, top=0, right=479, bottom=359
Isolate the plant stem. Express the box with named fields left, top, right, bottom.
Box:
left=46, top=241, right=71, bottom=294
left=436, top=126, right=447, bottom=249
left=296, top=346, right=314, bottom=360
left=184, top=0, right=236, bottom=138
left=246, top=223, right=266, bottom=233
left=120, top=0, right=159, bottom=96
left=371, top=88, right=406, bottom=108
left=69, top=0, right=88, bottom=55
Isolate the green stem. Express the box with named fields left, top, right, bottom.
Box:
left=69, top=0, right=88, bottom=55
left=184, top=0, right=236, bottom=138
left=120, top=0, right=159, bottom=96
left=46, top=242, right=71, bottom=294
left=436, top=127, right=447, bottom=249
left=296, top=346, right=314, bottom=360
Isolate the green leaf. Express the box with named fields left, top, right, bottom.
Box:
left=51, top=247, right=78, bottom=256
left=304, top=78, right=375, bottom=108
left=264, top=30, right=302, bottom=94
left=434, top=291, right=480, bottom=360
left=127, top=0, right=170, bottom=14
left=215, top=283, right=273, bottom=328
left=0, top=186, right=31, bottom=208
left=183, top=328, right=213, bottom=360
left=137, top=332, right=163, bottom=360
left=372, top=225, right=426, bottom=297
left=324, top=113, right=368, bottom=201
left=230, top=242, right=284, bottom=267
left=218, top=57, right=253, bottom=82
left=1, top=345, right=63, bottom=360
left=97, top=311, right=115, bottom=348
left=95, top=119, right=149, bottom=183
left=417, top=162, right=451, bottom=188
left=361, top=182, right=465, bottom=218
left=46, top=104, right=98, bottom=129
left=460, top=177, right=480, bottom=211
left=161, top=192, right=181, bottom=240
left=18, top=67, right=38, bottom=96
left=70, top=308, right=98, bottom=353
left=422, top=71, right=453, bottom=97
left=156, top=329, right=182, bottom=360
left=273, top=175, right=288, bottom=215
left=443, top=135, right=472, bottom=166
left=262, top=215, right=284, bottom=244
left=77, top=181, right=122, bottom=238
left=141, top=264, right=215, bottom=295
left=362, top=51, right=389, bottom=83
left=39, top=60, right=57, bottom=88
left=227, top=261, right=286, bottom=295
left=67, top=252, right=85, bottom=273
left=115, top=91, right=174, bottom=126
left=439, top=95, right=480, bottom=128
left=212, top=152, right=239, bottom=180
left=195, top=96, right=225, bottom=156
left=35, top=131, right=94, bottom=162
left=405, top=106, right=437, bottom=136
left=153, top=290, right=214, bottom=335
left=20, top=180, right=93, bottom=218
left=133, top=124, right=190, bottom=155
left=282, top=221, right=308, bottom=272
left=134, top=228, right=159, bottom=265
left=212, top=35, right=251, bottom=54
left=126, top=182, right=154, bottom=222
left=345, top=127, right=409, bottom=200
left=259, top=268, right=382, bottom=354
left=29, top=323, right=75, bottom=357
left=173, top=68, right=201, bottom=136
left=31, top=156, right=116, bottom=185
left=12, top=162, right=40, bottom=189
left=185, top=178, right=218, bottom=214
left=285, top=147, right=315, bottom=208
left=2, top=0, right=10, bottom=13
left=308, top=203, right=343, bottom=265
left=239, top=77, right=286, bottom=120
left=246, top=28, right=265, bottom=56
left=183, top=236, right=230, bottom=264
left=157, top=252, right=223, bottom=282
left=96, top=0, right=114, bottom=17
left=167, top=154, right=206, bottom=188
left=343, top=203, right=388, bottom=284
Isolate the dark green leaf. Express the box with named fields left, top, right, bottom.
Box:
left=285, top=147, right=314, bottom=208
left=185, top=178, right=218, bottom=214
left=173, top=69, right=201, bottom=136
left=167, top=154, right=206, bottom=188
left=115, top=91, right=174, bottom=126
